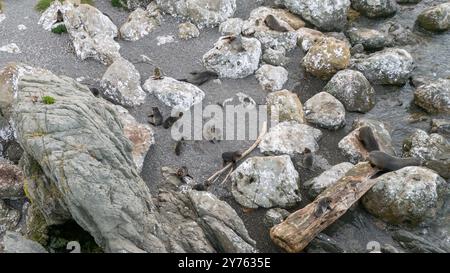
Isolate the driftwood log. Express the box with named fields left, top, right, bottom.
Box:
left=270, top=162, right=379, bottom=253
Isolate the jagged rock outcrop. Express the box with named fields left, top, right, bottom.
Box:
left=119, top=4, right=161, bottom=41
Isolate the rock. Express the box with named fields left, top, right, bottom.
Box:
left=119, top=4, right=161, bottom=41
left=178, top=22, right=200, bottom=40
left=403, top=129, right=450, bottom=179
left=24, top=204, right=49, bottom=247
left=264, top=208, right=290, bottom=227
left=431, top=119, right=450, bottom=136
left=0, top=43, right=21, bottom=54
left=5, top=141, right=23, bottom=164
left=346, top=27, right=387, bottom=50
left=143, top=76, right=205, bottom=111
left=414, top=78, right=450, bottom=114
left=259, top=121, right=322, bottom=155
left=0, top=161, right=24, bottom=200
left=121, top=0, right=153, bottom=10
left=231, top=155, right=301, bottom=209
left=351, top=48, right=414, bottom=85
left=2, top=231, right=48, bottom=253
left=0, top=201, right=21, bottom=242
left=114, top=106, right=155, bottom=173
left=262, top=48, right=290, bottom=67
left=266, top=89, right=305, bottom=123
left=219, top=18, right=243, bottom=35
left=392, top=230, right=447, bottom=253
left=417, top=3, right=450, bottom=32
left=306, top=233, right=345, bottom=253
left=380, top=21, right=421, bottom=46
left=202, top=36, right=262, bottom=79
left=304, top=92, right=346, bottom=130
left=338, top=118, right=395, bottom=163
left=362, top=167, right=447, bottom=225
left=0, top=64, right=255, bottom=253
left=304, top=162, right=354, bottom=198
left=255, top=65, right=288, bottom=92
left=351, top=0, right=398, bottom=18
left=396, top=0, right=421, bottom=3
left=302, top=37, right=351, bottom=80
left=156, top=35, right=176, bottom=46
left=100, top=57, right=147, bottom=107
left=323, top=69, right=375, bottom=113
left=64, top=3, right=120, bottom=65
left=296, top=27, right=324, bottom=52
left=38, top=1, right=70, bottom=31
left=155, top=0, right=237, bottom=28
left=351, top=43, right=365, bottom=55
left=275, top=0, right=351, bottom=31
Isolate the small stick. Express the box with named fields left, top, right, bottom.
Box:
left=205, top=122, right=267, bottom=186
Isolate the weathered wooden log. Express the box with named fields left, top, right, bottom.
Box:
left=270, top=162, right=379, bottom=253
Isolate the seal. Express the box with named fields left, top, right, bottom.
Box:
left=368, top=151, right=422, bottom=172
left=179, top=71, right=218, bottom=86
left=264, top=14, right=289, bottom=32
left=358, top=126, right=380, bottom=152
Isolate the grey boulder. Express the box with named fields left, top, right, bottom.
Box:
left=304, top=162, right=354, bottom=198
left=417, top=3, right=450, bottom=32
left=2, top=231, right=47, bottom=253
left=119, top=4, right=161, bottom=41
left=304, top=92, right=346, bottom=130
left=351, top=0, right=398, bottom=18
left=414, top=78, right=450, bottom=114
left=255, top=65, right=288, bottom=92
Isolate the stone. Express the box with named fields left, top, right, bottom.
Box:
left=403, top=129, right=450, bottom=179
left=178, top=22, right=200, bottom=40
left=275, top=0, right=351, bottom=31
left=100, top=57, right=147, bottom=107
left=417, top=3, right=450, bottom=32
left=262, top=48, right=290, bottom=67
left=2, top=231, right=48, bottom=253
left=0, top=201, right=21, bottom=242
left=255, top=65, right=288, bottom=92
left=414, top=78, right=450, bottom=114
left=219, top=18, right=243, bottom=36
left=392, top=230, right=447, bottom=253
left=302, top=37, right=351, bottom=80
left=304, top=92, right=346, bottom=130
left=362, top=167, right=447, bottom=225
left=259, top=121, right=322, bottom=155
left=351, top=0, right=398, bottom=18
left=143, top=76, right=205, bottom=111
left=0, top=161, right=24, bottom=200
left=380, top=21, right=421, bottom=46
left=119, top=4, right=161, bottom=41
left=156, top=0, right=237, bottom=28
left=203, top=36, right=262, bottom=79
left=231, top=155, right=301, bottom=209
left=323, top=69, right=375, bottom=113
left=64, top=3, right=120, bottom=65
left=266, top=89, right=305, bottom=123
left=0, top=43, right=21, bottom=54
left=351, top=48, right=414, bottom=85
left=121, top=0, right=153, bottom=10
left=338, top=118, right=395, bottom=163
left=296, top=27, right=324, bottom=52
left=264, top=208, right=290, bottom=227
left=38, top=1, right=70, bottom=31
left=304, top=162, right=354, bottom=198
left=431, top=119, right=450, bottom=136
left=346, top=27, right=387, bottom=50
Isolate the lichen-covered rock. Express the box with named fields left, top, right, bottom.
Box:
left=120, top=0, right=153, bottom=10
left=38, top=1, right=71, bottom=32
left=296, top=27, right=324, bottom=52
left=156, top=0, right=237, bottom=28
left=178, top=22, right=200, bottom=40
left=2, top=231, right=48, bottom=253
left=255, top=65, right=288, bottom=92
left=259, top=121, right=322, bottom=155
left=417, top=3, right=450, bottom=32
left=302, top=37, right=351, bottom=80
left=338, top=118, right=395, bottom=163
left=403, top=129, right=450, bottom=179
left=304, top=92, right=346, bottom=130
left=119, top=4, right=161, bottom=41
left=231, top=155, right=301, bottom=209
left=351, top=0, right=398, bottom=18
left=304, top=162, right=354, bottom=198
left=219, top=18, right=243, bottom=35
left=323, top=69, right=375, bottom=113
left=203, top=36, right=262, bottom=79
left=264, top=208, right=290, bottom=227
left=262, top=48, right=290, bottom=67
left=351, top=48, right=414, bottom=85
left=100, top=57, right=147, bottom=107
left=414, top=78, right=450, bottom=114
left=64, top=3, right=120, bottom=65
left=275, top=0, right=351, bottom=31
left=266, top=90, right=305, bottom=123
left=431, top=119, right=450, bottom=136
left=346, top=27, right=387, bottom=50
left=362, top=167, right=447, bottom=225
left=0, top=200, right=21, bottom=245
left=143, top=76, right=205, bottom=111
left=0, top=161, right=24, bottom=199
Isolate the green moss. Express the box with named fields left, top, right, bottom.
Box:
left=26, top=205, right=50, bottom=246
left=51, top=24, right=67, bottom=34
left=0, top=1, right=3, bottom=12
left=111, top=0, right=126, bottom=8
left=35, top=0, right=94, bottom=12
left=42, top=95, right=56, bottom=105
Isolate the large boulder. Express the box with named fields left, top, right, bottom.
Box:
left=346, top=27, right=388, bottom=50
left=2, top=231, right=48, bottom=253
left=304, top=92, right=346, bottom=130
left=0, top=201, right=21, bottom=248
left=219, top=18, right=244, bottom=36
left=266, top=89, right=305, bottom=123
left=417, top=3, right=450, bottom=32
left=255, top=65, right=288, bottom=92
left=275, top=0, right=351, bottom=31
left=414, top=78, right=450, bottom=114
left=203, top=36, right=262, bottom=79
left=119, top=0, right=153, bottom=10
left=119, top=4, right=161, bottom=41
left=323, top=69, right=375, bottom=113
left=351, top=48, right=414, bottom=85
left=231, top=155, right=301, bottom=209
left=302, top=37, right=351, bottom=80
left=0, top=161, right=24, bottom=199
left=351, top=0, right=398, bottom=18
left=362, top=167, right=447, bottom=225
left=156, top=0, right=237, bottom=28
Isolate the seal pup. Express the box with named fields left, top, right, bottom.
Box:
left=358, top=126, right=380, bottom=152
left=179, top=71, right=218, bottom=86
left=163, top=112, right=183, bottom=129
left=148, top=107, right=163, bottom=126
left=264, top=14, right=289, bottom=32
left=368, top=151, right=422, bottom=172
left=303, top=148, right=313, bottom=169
left=222, top=151, right=242, bottom=167
left=314, top=197, right=332, bottom=217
